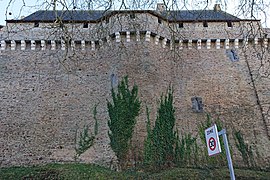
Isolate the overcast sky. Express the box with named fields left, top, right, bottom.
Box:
left=0, top=0, right=269, bottom=27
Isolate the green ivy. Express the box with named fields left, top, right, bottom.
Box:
left=75, top=125, right=95, bottom=158
left=174, top=132, right=198, bottom=167
left=234, top=130, right=255, bottom=167
left=143, top=106, right=153, bottom=165
left=107, top=76, right=141, bottom=169
left=74, top=105, right=99, bottom=160
left=144, top=87, right=176, bottom=169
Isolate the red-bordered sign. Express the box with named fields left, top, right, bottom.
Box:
left=209, top=137, right=216, bottom=151
left=205, top=124, right=221, bottom=156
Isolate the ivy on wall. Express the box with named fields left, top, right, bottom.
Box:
left=74, top=104, right=98, bottom=160
left=234, top=130, right=255, bottom=167
left=107, top=76, right=141, bottom=169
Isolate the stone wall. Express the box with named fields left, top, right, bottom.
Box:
left=0, top=12, right=270, bottom=168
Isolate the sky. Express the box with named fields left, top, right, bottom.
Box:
left=0, top=0, right=269, bottom=27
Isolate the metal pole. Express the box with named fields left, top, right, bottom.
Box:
left=219, top=129, right=235, bottom=180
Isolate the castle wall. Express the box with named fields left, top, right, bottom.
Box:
left=0, top=12, right=270, bottom=168
left=0, top=33, right=270, bottom=167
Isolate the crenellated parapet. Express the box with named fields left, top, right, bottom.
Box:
left=1, top=30, right=269, bottom=51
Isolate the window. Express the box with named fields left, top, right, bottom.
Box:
left=83, top=23, right=88, bottom=28
left=226, top=49, right=239, bottom=62
left=34, top=22, right=39, bottom=27
left=105, top=17, right=109, bottom=24
left=203, top=21, right=208, bottom=27
left=231, top=49, right=239, bottom=61
left=227, top=21, right=232, bottom=27
left=191, top=97, right=203, bottom=112
left=55, top=17, right=64, bottom=28
left=130, top=13, right=135, bottom=19
left=110, top=73, right=117, bottom=88
left=158, top=18, right=162, bottom=24
left=179, top=22, right=184, bottom=28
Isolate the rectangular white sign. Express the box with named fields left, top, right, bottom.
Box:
left=205, top=124, right=222, bottom=156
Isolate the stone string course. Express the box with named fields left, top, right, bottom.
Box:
left=1, top=31, right=269, bottom=51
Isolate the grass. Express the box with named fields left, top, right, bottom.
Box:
left=1, top=163, right=270, bottom=180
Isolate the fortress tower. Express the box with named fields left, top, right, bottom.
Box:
left=0, top=4, right=270, bottom=167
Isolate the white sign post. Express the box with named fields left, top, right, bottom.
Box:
left=205, top=124, right=221, bottom=156
left=205, top=124, right=235, bottom=180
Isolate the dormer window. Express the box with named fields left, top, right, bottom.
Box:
left=130, top=13, right=135, bottom=19
left=55, top=17, right=64, bottom=28
left=83, top=23, right=88, bottom=28
left=179, top=22, right=184, bottom=28
left=105, top=17, right=109, bottom=24
left=203, top=21, right=208, bottom=27
left=227, top=21, right=233, bottom=27
left=34, top=22, right=39, bottom=27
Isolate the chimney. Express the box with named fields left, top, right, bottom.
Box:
left=156, top=3, right=165, bottom=12
left=213, top=4, right=221, bottom=11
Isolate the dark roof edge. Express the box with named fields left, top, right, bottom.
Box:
left=169, top=19, right=259, bottom=23
left=240, top=19, right=261, bottom=21
left=5, top=10, right=259, bottom=23
left=6, top=10, right=160, bottom=23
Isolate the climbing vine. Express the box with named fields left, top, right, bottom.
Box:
left=174, top=132, right=198, bottom=167
left=74, top=104, right=98, bottom=160
left=107, top=76, right=141, bottom=169
left=234, top=130, right=255, bottom=167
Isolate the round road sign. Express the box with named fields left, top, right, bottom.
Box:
left=209, top=137, right=216, bottom=151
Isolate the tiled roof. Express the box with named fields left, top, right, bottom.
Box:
left=21, top=10, right=106, bottom=22
left=164, top=10, right=240, bottom=21
left=14, top=9, right=241, bottom=22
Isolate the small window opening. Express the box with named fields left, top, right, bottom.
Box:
left=59, top=22, right=64, bottom=28
left=191, top=97, right=203, bottom=112
left=105, top=17, right=109, bottom=24
left=34, top=22, right=39, bottom=27
left=179, top=22, right=184, bottom=28
left=83, top=23, right=88, bottom=28
left=158, top=18, right=162, bottom=24
left=227, top=21, right=232, bottom=27
left=231, top=49, right=239, bottom=61
left=226, top=49, right=239, bottom=62
left=55, top=17, right=64, bottom=28
left=130, top=13, right=135, bottom=19
left=110, top=73, right=118, bottom=88
left=203, top=21, right=208, bottom=27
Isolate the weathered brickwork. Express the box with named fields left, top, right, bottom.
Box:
left=0, top=10, right=270, bottom=168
